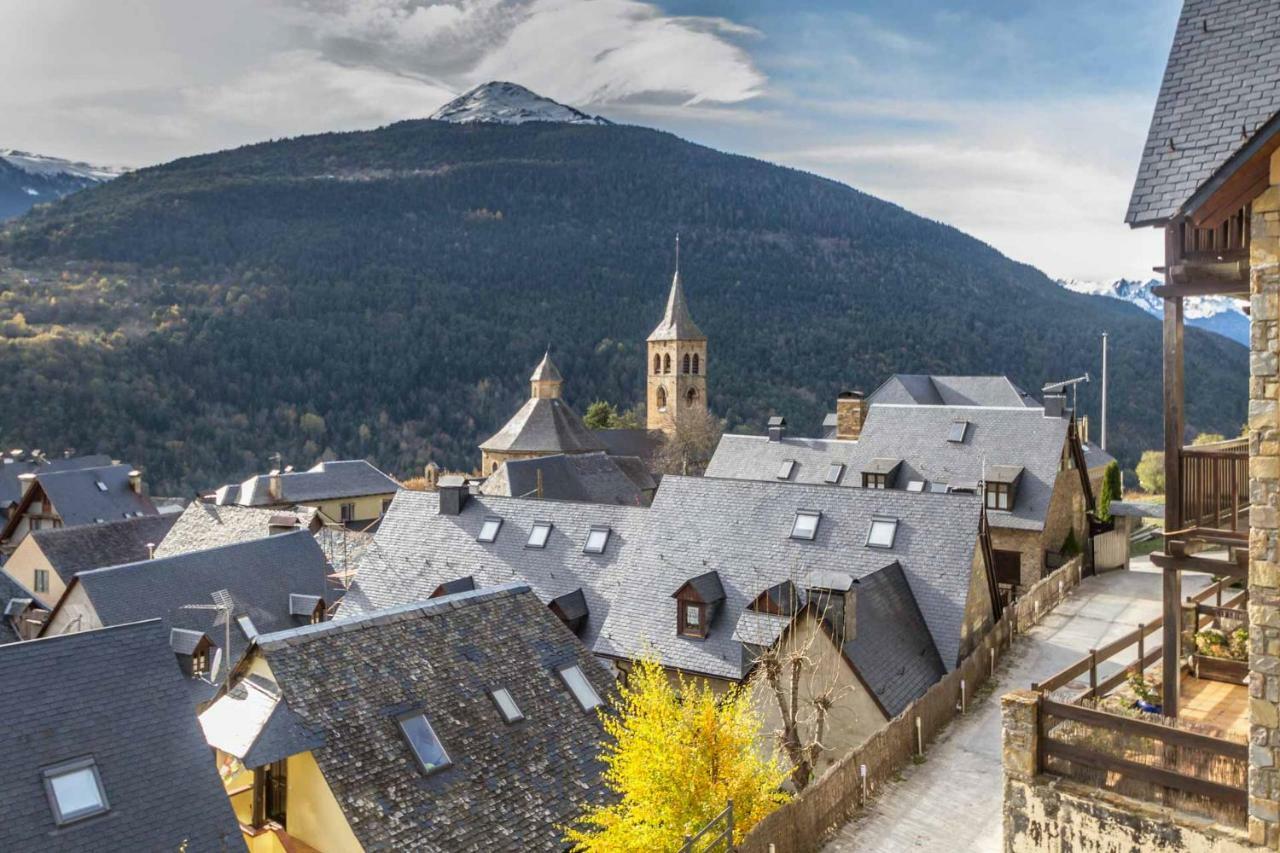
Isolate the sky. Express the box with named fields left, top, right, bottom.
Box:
left=1, top=0, right=1181, bottom=281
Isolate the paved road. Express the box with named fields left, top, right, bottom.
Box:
left=822, top=562, right=1212, bottom=853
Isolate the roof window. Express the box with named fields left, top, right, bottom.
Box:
left=559, top=664, right=603, bottom=712
left=237, top=615, right=258, bottom=640
left=824, top=463, right=845, bottom=485
left=94, top=480, right=108, bottom=492
left=777, top=459, right=796, bottom=480
left=907, top=480, right=925, bottom=492
left=490, top=688, right=524, bottom=723
left=866, top=517, right=899, bottom=549
left=398, top=712, right=451, bottom=775
left=929, top=482, right=948, bottom=494
left=477, top=517, right=502, bottom=543
left=527, top=521, right=552, bottom=549
left=947, top=420, right=969, bottom=443
left=790, top=510, right=821, bottom=541
left=42, top=758, right=109, bottom=825
left=583, top=526, right=610, bottom=554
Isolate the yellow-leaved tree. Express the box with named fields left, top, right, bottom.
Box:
left=565, top=657, right=790, bottom=852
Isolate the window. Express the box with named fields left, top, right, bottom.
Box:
left=527, top=521, right=552, bottom=549
left=43, top=758, right=109, bottom=825
left=824, top=463, right=845, bottom=484
left=477, top=517, right=502, bottom=543
left=656, top=386, right=668, bottom=411
left=685, top=605, right=701, bottom=628
left=237, top=615, right=259, bottom=640
left=682, top=353, right=691, bottom=374
left=653, top=353, right=661, bottom=375
left=340, top=502, right=356, bottom=522
left=33, top=569, right=48, bottom=594
left=907, top=480, right=925, bottom=492
left=382, top=498, right=393, bottom=514
left=397, top=712, right=451, bottom=775
left=685, top=388, right=698, bottom=407
left=663, top=354, right=671, bottom=374
left=692, top=353, right=700, bottom=375
left=867, top=518, right=898, bottom=548
left=94, top=480, right=108, bottom=492
left=862, top=472, right=888, bottom=489
left=191, top=646, right=210, bottom=678
left=929, top=482, right=948, bottom=494
left=986, top=482, right=1012, bottom=511
left=584, top=526, right=610, bottom=554
left=777, top=459, right=796, bottom=480
left=947, top=420, right=969, bottom=443
left=491, top=688, right=524, bottom=723
left=559, top=664, right=603, bottom=711
left=790, top=510, right=821, bottom=540
left=677, top=598, right=708, bottom=638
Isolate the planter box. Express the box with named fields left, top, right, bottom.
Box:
left=1191, top=654, right=1249, bottom=685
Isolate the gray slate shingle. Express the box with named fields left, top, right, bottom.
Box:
left=30, top=514, right=178, bottom=583
left=479, top=451, right=649, bottom=505
left=155, top=502, right=317, bottom=558
left=229, top=459, right=398, bottom=506
left=33, top=464, right=158, bottom=527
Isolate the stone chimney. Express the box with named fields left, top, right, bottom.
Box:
left=17, top=472, right=36, bottom=497
left=128, top=469, right=142, bottom=495
left=268, top=469, right=283, bottom=502
left=835, top=390, right=867, bottom=441
left=438, top=475, right=469, bottom=516
left=1043, top=394, right=1066, bottom=419
left=767, top=416, right=787, bottom=442
left=424, top=461, right=440, bottom=490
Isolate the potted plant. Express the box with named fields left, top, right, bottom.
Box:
left=1191, top=625, right=1249, bottom=684
left=1127, top=671, right=1162, bottom=714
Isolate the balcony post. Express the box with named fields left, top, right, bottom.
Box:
left=1162, top=223, right=1185, bottom=716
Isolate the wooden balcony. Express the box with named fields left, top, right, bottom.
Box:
left=1170, top=437, right=1249, bottom=544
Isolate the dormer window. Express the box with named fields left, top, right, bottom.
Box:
left=866, top=517, right=898, bottom=549
left=863, top=473, right=888, bottom=489
left=42, top=758, right=109, bottom=826
left=986, top=482, right=1011, bottom=510
left=583, top=526, right=610, bottom=554
left=984, top=465, right=1023, bottom=512
left=824, top=463, right=845, bottom=484
left=777, top=459, right=796, bottom=480
left=527, top=521, right=552, bottom=549
left=672, top=571, right=725, bottom=640
left=947, top=420, right=969, bottom=443
left=790, top=510, right=821, bottom=540
left=861, top=458, right=901, bottom=490
left=289, top=594, right=325, bottom=624
left=191, top=645, right=211, bottom=678
left=477, top=517, right=502, bottom=543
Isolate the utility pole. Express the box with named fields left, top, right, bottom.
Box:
left=1101, top=331, right=1109, bottom=451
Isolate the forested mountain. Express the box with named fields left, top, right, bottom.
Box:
left=0, top=149, right=122, bottom=220
left=0, top=115, right=1247, bottom=493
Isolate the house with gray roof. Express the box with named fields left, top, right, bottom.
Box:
left=868, top=374, right=1039, bottom=409
left=0, top=571, right=44, bottom=643
left=0, top=453, right=112, bottom=520
left=0, top=464, right=157, bottom=558
left=709, top=391, right=1095, bottom=593
left=479, top=451, right=655, bottom=506
left=39, top=530, right=337, bottom=705
left=155, top=502, right=319, bottom=559
left=198, top=584, right=613, bottom=851
left=214, top=459, right=399, bottom=526
left=0, top=620, right=241, bottom=850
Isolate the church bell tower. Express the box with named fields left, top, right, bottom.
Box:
left=646, top=237, right=708, bottom=436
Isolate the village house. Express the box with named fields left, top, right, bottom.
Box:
left=3, top=513, right=177, bottom=607
left=0, top=572, right=45, bottom=642
left=39, top=530, right=336, bottom=705
left=0, top=620, right=241, bottom=849
left=1002, top=1, right=1280, bottom=849
left=0, top=463, right=157, bottom=558
left=707, top=384, right=1096, bottom=599
left=213, top=459, right=399, bottom=527
left=0, top=451, right=111, bottom=522
left=479, top=450, right=655, bottom=505
left=154, top=502, right=320, bottom=558
left=199, top=584, right=613, bottom=852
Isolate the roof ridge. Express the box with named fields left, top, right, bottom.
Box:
left=0, top=617, right=164, bottom=650
left=257, top=583, right=532, bottom=649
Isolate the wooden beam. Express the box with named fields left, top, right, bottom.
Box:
left=1041, top=740, right=1246, bottom=806
left=1150, top=550, right=1249, bottom=579
left=1193, top=171, right=1267, bottom=231
left=1152, top=281, right=1250, bottom=300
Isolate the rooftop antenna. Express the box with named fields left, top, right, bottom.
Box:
left=1042, top=374, right=1090, bottom=415
left=179, top=588, right=234, bottom=689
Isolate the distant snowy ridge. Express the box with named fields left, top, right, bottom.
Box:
left=0, top=149, right=124, bottom=182
left=1059, top=277, right=1248, bottom=346
left=0, top=149, right=125, bottom=220
left=430, top=82, right=611, bottom=126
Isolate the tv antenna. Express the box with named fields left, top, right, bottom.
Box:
left=1042, top=374, right=1090, bottom=414
left=179, top=588, right=235, bottom=688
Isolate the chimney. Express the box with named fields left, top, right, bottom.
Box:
left=17, top=472, right=35, bottom=497
left=843, top=588, right=857, bottom=644
left=128, top=469, right=142, bottom=495
left=424, top=462, right=440, bottom=490
left=268, top=469, right=282, bottom=501
left=146, top=542, right=156, bottom=559
left=1043, top=394, right=1066, bottom=419
left=767, top=416, right=787, bottom=442
left=268, top=513, right=300, bottom=535
left=438, top=475, right=469, bottom=516
left=835, top=390, right=867, bottom=441
left=1078, top=415, right=1090, bottom=445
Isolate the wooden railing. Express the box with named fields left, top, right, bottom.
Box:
left=1177, top=438, right=1248, bottom=536
left=680, top=801, right=733, bottom=853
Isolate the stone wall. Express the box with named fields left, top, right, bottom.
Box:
left=1248, top=151, right=1280, bottom=848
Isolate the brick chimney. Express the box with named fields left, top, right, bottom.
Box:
left=128, top=470, right=142, bottom=494
left=268, top=469, right=283, bottom=501
left=835, top=390, right=867, bottom=441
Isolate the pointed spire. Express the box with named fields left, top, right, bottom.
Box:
left=647, top=235, right=706, bottom=342
left=529, top=348, right=564, bottom=399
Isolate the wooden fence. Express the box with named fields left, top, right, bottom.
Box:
left=680, top=801, right=734, bottom=853
left=736, top=557, right=1084, bottom=853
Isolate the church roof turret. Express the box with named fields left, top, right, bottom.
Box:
left=530, top=350, right=563, bottom=383
left=647, top=239, right=705, bottom=342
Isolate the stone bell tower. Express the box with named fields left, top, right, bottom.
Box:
left=646, top=237, right=708, bottom=436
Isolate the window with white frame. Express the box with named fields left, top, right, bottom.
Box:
left=559, top=664, right=603, bottom=711
left=477, top=517, right=502, bottom=543
left=790, top=510, right=821, bottom=540
left=527, top=521, right=552, bottom=548
left=42, top=758, right=109, bottom=825
left=583, top=526, right=610, bottom=554
left=866, top=518, right=898, bottom=548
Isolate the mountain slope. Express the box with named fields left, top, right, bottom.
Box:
left=0, top=112, right=1247, bottom=492
left=1060, top=277, right=1249, bottom=346
left=0, top=149, right=122, bottom=220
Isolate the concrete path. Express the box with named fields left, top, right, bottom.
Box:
left=822, top=563, right=1212, bottom=853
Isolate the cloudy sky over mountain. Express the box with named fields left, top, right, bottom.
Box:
left=2, top=0, right=1180, bottom=280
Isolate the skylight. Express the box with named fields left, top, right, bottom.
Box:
left=42, top=758, right=109, bottom=825
left=477, top=517, right=502, bottom=543
left=929, top=482, right=948, bottom=494
left=559, top=664, right=603, bottom=712
left=867, top=518, right=899, bottom=549
left=491, top=688, right=525, bottom=723
left=584, top=526, right=610, bottom=554
left=94, top=480, right=108, bottom=492
left=947, top=421, right=969, bottom=443
left=527, top=521, right=552, bottom=549
left=777, top=459, right=796, bottom=480
left=398, top=712, right=451, bottom=775
left=907, top=480, right=925, bottom=492
left=824, top=463, right=845, bottom=485
left=790, top=510, right=821, bottom=541
left=237, top=615, right=258, bottom=640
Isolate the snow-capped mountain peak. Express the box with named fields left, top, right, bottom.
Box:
left=0, top=149, right=125, bottom=221
left=430, top=82, right=611, bottom=127
left=1059, top=277, right=1249, bottom=345
left=0, top=149, right=124, bottom=182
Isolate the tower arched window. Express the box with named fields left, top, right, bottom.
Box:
left=663, top=354, right=671, bottom=374
left=653, top=354, right=661, bottom=375
left=692, top=353, right=700, bottom=375
left=685, top=388, right=698, bottom=407
left=656, top=387, right=668, bottom=411
left=682, top=354, right=690, bottom=374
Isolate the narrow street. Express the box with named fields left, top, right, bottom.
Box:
left=823, top=561, right=1213, bottom=853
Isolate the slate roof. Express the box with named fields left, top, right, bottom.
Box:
left=595, top=476, right=983, bottom=678
left=705, top=404, right=1071, bottom=532
left=0, top=572, right=41, bottom=644
left=0, top=454, right=112, bottom=508
left=1081, top=441, right=1117, bottom=473
left=44, top=531, right=337, bottom=704
left=1127, top=0, right=1280, bottom=225
left=199, top=674, right=326, bottom=769
left=529, top=351, right=562, bottom=382
left=867, top=375, right=1038, bottom=408
left=597, top=428, right=664, bottom=463
left=479, top=452, right=650, bottom=505
left=255, top=584, right=613, bottom=851
left=0, top=620, right=241, bottom=850
left=154, top=501, right=318, bottom=558
left=844, top=562, right=946, bottom=717
left=342, top=490, right=646, bottom=649
left=647, top=270, right=706, bottom=341
left=29, top=514, right=178, bottom=583
left=479, top=397, right=606, bottom=454
left=24, top=464, right=157, bottom=528
left=229, top=459, right=399, bottom=507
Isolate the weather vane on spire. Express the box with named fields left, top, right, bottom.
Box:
left=675, top=232, right=680, bottom=275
